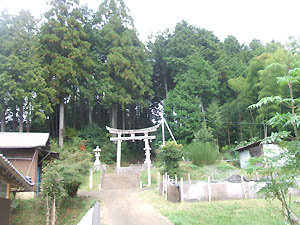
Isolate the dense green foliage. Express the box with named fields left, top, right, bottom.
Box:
left=184, top=141, right=220, bottom=166
left=158, top=141, right=183, bottom=177
left=1, top=0, right=300, bottom=157
left=247, top=68, right=300, bottom=223
left=41, top=137, right=92, bottom=224
left=11, top=196, right=95, bottom=225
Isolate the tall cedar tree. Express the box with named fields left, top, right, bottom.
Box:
left=0, top=11, right=15, bottom=132
left=10, top=10, right=52, bottom=132
left=95, top=0, right=153, bottom=128
left=40, top=0, right=92, bottom=147
left=0, top=10, right=51, bottom=132
left=164, top=54, right=218, bottom=143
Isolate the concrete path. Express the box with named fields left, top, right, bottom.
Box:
left=79, top=166, right=173, bottom=225
left=82, top=189, right=173, bottom=225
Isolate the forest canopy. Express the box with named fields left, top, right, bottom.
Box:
left=1, top=0, right=300, bottom=150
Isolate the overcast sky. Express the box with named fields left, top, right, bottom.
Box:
left=1, top=0, right=300, bottom=45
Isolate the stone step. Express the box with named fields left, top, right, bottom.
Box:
left=102, top=173, right=140, bottom=190
left=116, top=166, right=142, bottom=174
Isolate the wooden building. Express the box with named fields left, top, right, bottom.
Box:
left=234, top=141, right=284, bottom=169
left=234, top=141, right=262, bottom=169
left=0, top=132, right=58, bottom=193
left=0, top=153, right=33, bottom=225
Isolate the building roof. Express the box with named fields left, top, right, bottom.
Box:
left=234, top=141, right=262, bottom=152
left=0, top=132, right=49, bottom=149
left=0, top=154, right=33, bottom=191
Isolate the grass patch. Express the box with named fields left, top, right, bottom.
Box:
left=140, top=166, right=163, bottom=187
left=181, top=160, right=246, bottom=181
left=11, top=196, right=95, bottom=225
left=79, top=169, right=102, bottom=191
left=140, top=190, right=299, bottom=225
left=141, top=160, right=247, bottom=186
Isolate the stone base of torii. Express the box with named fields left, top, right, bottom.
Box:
left=106, top=125, right=159, bottom=187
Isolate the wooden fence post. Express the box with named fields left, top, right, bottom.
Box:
left=180, top=177, right=184, bottom=202
left=165, top=173, right=168, bottom=200
left=157, top=172, right=161, bottom=191
left=241, top=175, right=247, bottom=199
left=162, top=174, right=165, bottom=196
left=208, top=176, right=211, bottom=202
left=89, top=168, right=93, bottom=190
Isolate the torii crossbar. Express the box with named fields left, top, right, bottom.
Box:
left=106, top=125, right=160, bottom=186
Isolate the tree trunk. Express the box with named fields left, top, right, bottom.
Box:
left=26, top=121, right=30, bottom=132
left=88, top=106, right=93, bottom=125
left=51, top=196, right=56, bottom=225
left=239, top=112, right=242, bottom=140
left=46, top=193, right=50, bottom=225
left=19, top=105, right=24, bottom=132
left=163, top=71, right=168, bottom=98
left=26, top=110, right=31, bottom=132
left=72, top=96, right=76, bottom=129
left=1, top=104, right=5, bottom=132
left=59, top=101, right=64, bottom=148
left=122, top=108, right=126, bottom=130
left=110, top=103, right=118, bottom=128
left=131, top=105, right=136, bottom=130
left=288, top=82, right=299, bottom=138
left=80, top=96, right=84, bottom=130
left=51, top=115, right=55, bottom=138
left=13, top=105, right=17, bottom=131
left=227, top=128, right=231, bottom=145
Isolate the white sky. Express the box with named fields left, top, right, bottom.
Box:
left=1, top=0, right=300, bottom=45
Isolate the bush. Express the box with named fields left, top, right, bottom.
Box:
left=78, top=124, right=107, bottom=150
left=59, top=138, right=92, bottom=197
left=47, top=137, right=92, bottom=197
left=184, top=141, right=220, bottom=166
left=78, top=123, right=117, bottom=164
left=193, top=123, right=215, bottom=143
left=158, top=141, right=183, bottom=177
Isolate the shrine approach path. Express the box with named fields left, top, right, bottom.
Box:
left=79, top=166, right=173, bottom=225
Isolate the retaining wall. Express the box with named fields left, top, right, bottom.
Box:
left=160, top=181, right=300, bottom=202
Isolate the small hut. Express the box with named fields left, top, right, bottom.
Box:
left=234, top=141, right=284, bottom=169
left=0, top=153, right=33, bottom=225
left=234, top=141, right=262, bottom=169
left=0, top=132, right=58, bottom=195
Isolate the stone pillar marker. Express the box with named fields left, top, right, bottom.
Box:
left=93, top=146, right=101, bottom=171
left=143, top=133, right=151, bottom=187
left=117, top=134, right=122, bottom=168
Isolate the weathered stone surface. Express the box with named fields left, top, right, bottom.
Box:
left=167, top=185, right=180, bottom=203
left=225, top=174, right=249, bottom=183
left=102, top=173, right=140, bottom=190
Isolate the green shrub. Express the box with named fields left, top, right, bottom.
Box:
left=184, top=141, right=220, bottom=166
left=78, top=123, right=117, bottom=164
left=159, top=141, right=183, bottom=177
left=78, top=124, right=107, bottom=150
left=193, top=123, right=215, bottom=143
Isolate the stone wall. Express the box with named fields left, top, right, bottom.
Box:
left=160, top=180, right=300, bottom=202
left=182, top=181, right=264, bottom=201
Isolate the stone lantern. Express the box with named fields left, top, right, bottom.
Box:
left=93, top=146, right=101, bottom=171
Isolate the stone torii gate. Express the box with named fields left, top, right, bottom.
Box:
left=106, top=124, right=159, bottom=186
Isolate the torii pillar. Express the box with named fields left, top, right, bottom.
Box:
left=106, top=125, right=159, bottom=187
left=116, top=134, right=122, bottom=168
left=144, top=133, right=151, bottom=186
